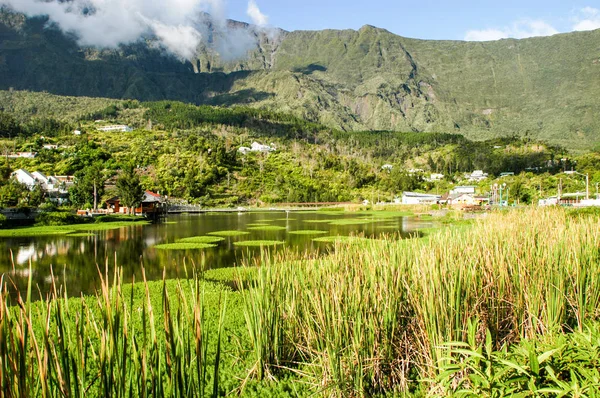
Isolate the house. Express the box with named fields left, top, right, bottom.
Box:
left=42, top=144, right=59, bottom=150
left=444, top=193, right=480, bottom=208
left=450, top=186, right=477, bottom=195
left=250, top=142, right=276, bottom=152
left=7, top=152, right=37, bottom=159
left=426, top=173, right=445, bottom=182
left=465, top=170, right=488, bottom=182
left=239, top=142, right=276, bottom=154
left=97, top=125, right=133, bottom=133
left=381, top=164, right=393, bottom=171
left=73, top=130, right=82, bottom=136
left=106, top=191, right=164, bottom=215
left=11, top=169, right=37, bottom=188
left=401, top=192, right=441, bottom=205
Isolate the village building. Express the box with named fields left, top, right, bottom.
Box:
left=106, top=191, right=164, bottom=215
left=465, top=170, right=488, bottom=182
left=401, top=192, right=441, bottom=205
left=426, top=173, right=444, bottom=182
left=381, top=164, right=393, bottom=171
left=450, top=186, right=477, bottom=195
left=7, top=152, right=37, bottom=159
left=238, top=142, right=276, bottom=154
left=97, top=125, right=133, bottom=133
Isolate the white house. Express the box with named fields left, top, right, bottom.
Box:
left=401, top=192, right=441, bottom=205
left=466, top=170, right=488, bottom=182
left=238, top=146, right=252, bottom=155
left=97, top=125, right=133, bottom=133
left=7, top=152, right=37, bottom=159
left=11, top=169, right=37, bottom=188
left=73, top=130, right=82, bottom=135
left=426, top=173, right=445, bottom=182
left=250, top=142, right=276, bottom=152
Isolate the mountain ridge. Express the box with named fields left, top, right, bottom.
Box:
left=0, top=9, right=599, bottom=150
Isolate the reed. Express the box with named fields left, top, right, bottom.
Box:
left=0, top=263, right=226, bottom=397
left=239, top=208, right=600, bottom=396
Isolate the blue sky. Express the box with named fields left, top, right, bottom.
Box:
left=229, top=0, right=600, bottom=40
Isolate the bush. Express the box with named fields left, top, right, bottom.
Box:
left=35, top=211, right=81, bottom=226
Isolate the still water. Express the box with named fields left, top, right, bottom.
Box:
left=0, top=211, right=432, bottom=298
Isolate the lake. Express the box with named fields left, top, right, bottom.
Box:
left=0, top=211, right=432, bottom=298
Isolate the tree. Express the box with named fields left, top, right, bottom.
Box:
left=116, top=165, right=145, bottom=215
left=70, top=162, right=107, bottom=210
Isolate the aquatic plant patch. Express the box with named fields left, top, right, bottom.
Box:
left=207, top=230, right=251, bottom=237
left=154, top=242, right=218, bottom=250
left=246, top=226, right=287, bottom=231
left=288, top=230, right=329, bottom=235
left=177, top=236, right=226, bottom=244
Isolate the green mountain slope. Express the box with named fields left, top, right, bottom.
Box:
left=0, top=10, right=599, bottom=150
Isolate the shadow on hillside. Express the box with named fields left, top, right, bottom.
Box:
left=293, top=64, right=328, bottom=75
left=204, top=88, right=275, bottom=106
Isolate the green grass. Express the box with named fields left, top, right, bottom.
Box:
left=154, top=242, right=218, bottom=250
left=233, top=240, right=286, bottom=247
left=288, top=230, right=329, bottom=235
left=246, top=226, right=287, bottom=231
left=177, top=236, right=226, bottom=244
left=207, top=230, right=251, bottom=237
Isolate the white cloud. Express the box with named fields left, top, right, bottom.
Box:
left=572, top=7, right=600, bottom=31
left=247, top=0, right=268, bottom=27
left=465, top=20, right=559, bottom=41
left=0, top=0, right=274, bottom=61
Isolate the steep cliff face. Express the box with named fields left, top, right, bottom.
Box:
left=0, top=9, right=599, bottom=150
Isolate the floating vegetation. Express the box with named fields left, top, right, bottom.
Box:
left=154, top=242, right=217, bottom=250
left=312, top=236, right=375, bottom=244
left=234, top=240, right=285, bottom=247
left=303, top=219, right=336, bottom=224
left=288, top=230, right=329, bottom=235
left=246, top=226, right=287, bottom=231
left=207, top=230, right=251, bottom=237
left=177, top=236, right=226, bottom=244
left=275, top=218, right=296, bottom=221
left=0, top=227, right=75, bottom=237
left=246, top=223, right=271, bottom=227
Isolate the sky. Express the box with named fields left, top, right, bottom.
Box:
left=225, top=0, right=600, bottom=40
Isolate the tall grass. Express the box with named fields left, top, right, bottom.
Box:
left=239, top=208, right=600, bottom=396
left=0, top=264, right=226, bottom=397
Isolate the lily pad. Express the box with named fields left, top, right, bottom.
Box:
left=207, top=230, right=251, bottom=237
left=154, top=242, right=217, bottom=250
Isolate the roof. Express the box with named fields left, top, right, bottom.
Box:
left=142, top=191, right=162, bottom=203
left=402, top=192, right=441, bottom=199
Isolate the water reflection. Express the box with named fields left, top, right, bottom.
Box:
left=0, top=212, right=433, bottom=298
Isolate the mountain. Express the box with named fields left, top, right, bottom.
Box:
left=0, top=9, right=599, bottom=150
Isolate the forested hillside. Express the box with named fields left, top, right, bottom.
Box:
left=1, top=91, right=591, bottom=208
